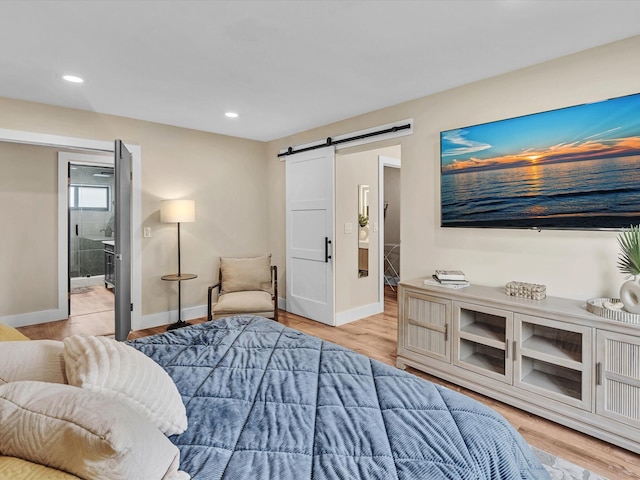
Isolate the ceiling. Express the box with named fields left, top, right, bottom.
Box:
left=2, top=1, right=640, bottom=142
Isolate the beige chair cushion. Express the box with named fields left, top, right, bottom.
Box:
left=220, top=255, right=272, bottom=294
left=212, top=291, right=274, bottom=317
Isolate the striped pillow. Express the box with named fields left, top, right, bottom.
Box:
left=0, top=340, right=66, bottom=385
left=63, top=335, right=187, bottom=436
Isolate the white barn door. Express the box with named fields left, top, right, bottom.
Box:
left=286, top=147, right=335, bottom=325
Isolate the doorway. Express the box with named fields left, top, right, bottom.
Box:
left=59, top=144, right=133, bottom=340
left=61, top=154, right=116, bottom=336
left=69, top=163, right=114, bottom=282
left=281, top=121, right=410, bottom=326
left=331, top=145, right=401, bottom=325
left=381, top=158, right=401, bottom=290
left=67, top=162, right=115, bottom=334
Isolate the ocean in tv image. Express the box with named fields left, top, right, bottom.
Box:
left=440, top=92, right=640, bottom=229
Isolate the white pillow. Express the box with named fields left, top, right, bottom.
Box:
left=0, top=340, right=67, bottom=385
left=0, top=381, right=189, bottom=480
left=63, top=335, right=187, bottom=436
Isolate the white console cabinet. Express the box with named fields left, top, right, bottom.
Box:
left=397, top=279, right=640, bottom=454
left=399, top=289, right=451, bottom=363
left=596, top=331, right=640, bottom=431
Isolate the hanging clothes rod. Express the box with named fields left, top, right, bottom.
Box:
left=277, top=122, right=411, bottom=158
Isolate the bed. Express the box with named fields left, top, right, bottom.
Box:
left=127, top=315, right=549, bottom=479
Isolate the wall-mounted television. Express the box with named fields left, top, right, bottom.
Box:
left=440, top=92, right=640, bottom=230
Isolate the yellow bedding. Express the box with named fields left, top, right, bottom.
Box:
left=0, top=456, right=80, bottom=479
left=0, top=323, right=29, bottom=341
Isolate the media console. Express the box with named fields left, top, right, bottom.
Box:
left=397, top=279, right=640, bottom=454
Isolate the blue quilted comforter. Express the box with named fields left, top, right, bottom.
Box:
left=129, top=316, right=549, bottom=479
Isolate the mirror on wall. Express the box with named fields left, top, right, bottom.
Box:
left=358, top=184, right=369, bottom=278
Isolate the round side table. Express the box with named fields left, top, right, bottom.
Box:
left=162, top=273, right=197, bottom=330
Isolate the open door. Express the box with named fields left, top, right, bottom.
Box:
left=114, top=140, right=132, bottom=341
left=285, top=146, right=335, bottom=325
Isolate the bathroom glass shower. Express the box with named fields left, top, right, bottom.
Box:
left=68, top=164, right=115, bottom=281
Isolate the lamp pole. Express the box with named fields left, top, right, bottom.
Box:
left=161, top=199, right=197, bottom=331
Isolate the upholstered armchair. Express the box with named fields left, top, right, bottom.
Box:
left=207, top=255, right=278, bottom=322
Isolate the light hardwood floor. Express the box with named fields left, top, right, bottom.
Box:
left=17, top=286, right=114, bottom=340
left=19, top=287, right=640, bottom=479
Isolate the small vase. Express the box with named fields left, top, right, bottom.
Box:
left=619, top=276, right=640, bottom=314
left=359, top=225, right=369, bottom=241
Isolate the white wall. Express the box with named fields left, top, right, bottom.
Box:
left=269, top=35, right=640, bottom=302
left=0, top=142, right=58, bottom=316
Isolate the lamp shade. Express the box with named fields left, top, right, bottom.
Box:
left=160, top=199, right=195, bottom=223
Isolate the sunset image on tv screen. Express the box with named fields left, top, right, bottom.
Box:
left=440, top=92, right=640, bottom=230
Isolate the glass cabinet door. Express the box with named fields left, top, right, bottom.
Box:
left=453, top=301, right=513, bottom=383
left=514, top=314, right=591, bottom=410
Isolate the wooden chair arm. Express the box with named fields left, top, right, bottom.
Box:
left=207, top=282, right=221, bottom=321
left=271, top=265, right=278, bottom=322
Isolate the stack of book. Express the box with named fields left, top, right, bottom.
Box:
left=424, top=270, right=470, bottom=288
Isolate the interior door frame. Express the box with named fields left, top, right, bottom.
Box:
left=378, top=155, right=401, bottom=303
left=59, top=152, right=114, bottom=317
left=0, top=128, right=142, bottom=329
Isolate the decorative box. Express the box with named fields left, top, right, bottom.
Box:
left=505, top=281, right=546, bottom=300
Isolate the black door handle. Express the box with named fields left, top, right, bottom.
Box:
left=75, top=224, right=79, bottom=236
left=325, top=237, right=332, bottom=262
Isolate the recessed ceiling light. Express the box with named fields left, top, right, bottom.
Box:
left=63, top=75, right=84, bottom=83
left=225, top=112, right=239, bottom=118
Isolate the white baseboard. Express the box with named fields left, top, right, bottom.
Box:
left=335, top=302, right=383, bottom=326
left=2, top=307, right=207, bottom=331
left=1, top=308, right=67, bottom=328
left=276, top=298, right=382, bottom=326
left=7, top=297, right=287, bottom=332
left=140, top=299, right=288, bottom=331
left=136, top=304, right=208, bottom=331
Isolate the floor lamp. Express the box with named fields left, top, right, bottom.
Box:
left=160, top=199, right=196, bottom=330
